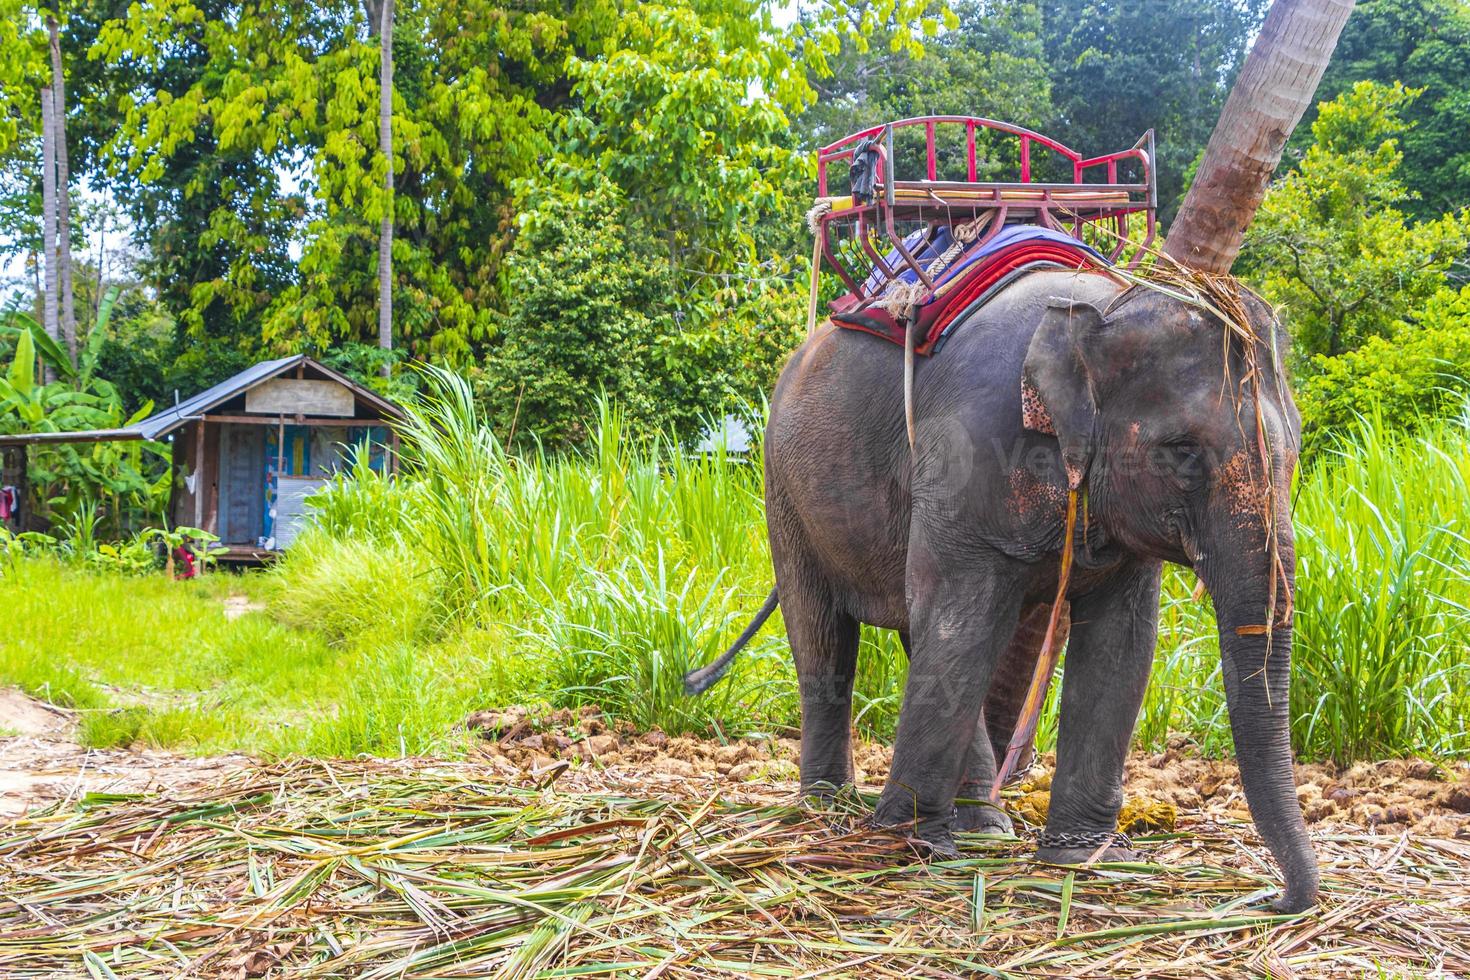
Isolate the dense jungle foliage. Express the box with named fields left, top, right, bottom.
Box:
left=5, top=1, right=1467, bottom=472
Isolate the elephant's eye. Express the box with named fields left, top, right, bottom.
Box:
left=1156, top=438, right=1207, bottom=489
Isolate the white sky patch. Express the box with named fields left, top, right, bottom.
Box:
left=2, top=181, right=132, bottom=307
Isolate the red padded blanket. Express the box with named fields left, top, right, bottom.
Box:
left=830, top=235, right=1109, bottom=355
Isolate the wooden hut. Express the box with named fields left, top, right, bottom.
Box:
left=0, top=355, right=404, bottom=561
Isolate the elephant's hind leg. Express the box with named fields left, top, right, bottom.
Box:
left=787, top=592, right=860, bottom=794
left=768, top=492, right=861, bottom=794
left=983, top=602, right=1071, bottom=782
left=953, top=722, right=1015, bottom=834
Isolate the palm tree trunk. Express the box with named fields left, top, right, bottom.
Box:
left=376, top=0, right=394, bottom=377
left=48, top=14, right=76, bottom=363
left=1163, top=0, right=1356, bottom=273
left=40, top=85, right=60, bottom=385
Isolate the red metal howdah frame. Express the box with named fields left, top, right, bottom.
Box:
left=814, top=116, right=1157, bottom=303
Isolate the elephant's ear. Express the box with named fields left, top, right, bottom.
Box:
left=1021, top=296, right=1106, bottom=490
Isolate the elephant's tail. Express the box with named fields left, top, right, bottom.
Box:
left=683, top=587, right=779, bottom=695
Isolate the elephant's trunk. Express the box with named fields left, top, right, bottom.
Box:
left=1200, top=521, right=1319, bottom=912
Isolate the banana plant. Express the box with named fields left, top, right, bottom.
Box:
left=0, top=286, right=117, bottom=385
left=1, top=292, right=170, bottom=534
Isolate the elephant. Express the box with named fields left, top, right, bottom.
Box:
left=686, top=266, right=1317, bottom=913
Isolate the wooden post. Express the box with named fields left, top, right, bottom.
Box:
left=2, top=445, right=30, bottom=533
left=165, top=434, right=180, bottom=530
left=21, top=446, right=32, bottom=533
left=192, top=421, right=205, bottom=529
left=275, top=414, right=286, bottom=549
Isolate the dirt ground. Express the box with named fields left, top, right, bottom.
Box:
left=4, top=690, right=1467, bottom=836
left=0, top=688, right=251, bottom=818
left=462, top=703, right=1470, bottom=839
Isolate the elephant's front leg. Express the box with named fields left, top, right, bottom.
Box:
left=874, top=548, right=1024, bottom=856
left=952, top=715, right=1015, bottom=834
left=1037, top=560, right=1162, bottom=864
left=898, top=628, right=1013, bottom=836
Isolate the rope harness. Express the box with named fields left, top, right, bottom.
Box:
left=990, top=487, right=1079, bottom=802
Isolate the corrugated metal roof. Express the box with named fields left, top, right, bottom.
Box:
left=134, top=355, right=304, bottom=440
left=0, top=355, right=405, bottom=446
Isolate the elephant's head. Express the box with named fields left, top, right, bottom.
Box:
left=1022, top=284, right=1317, bottom=911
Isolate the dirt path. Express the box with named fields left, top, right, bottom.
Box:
left=0, top=688, right=249, bottom=817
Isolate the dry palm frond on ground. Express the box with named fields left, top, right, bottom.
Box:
left=1, top=756, right=1466, bottom=979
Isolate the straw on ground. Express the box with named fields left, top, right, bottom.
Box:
left=1, top=758, right=1465, bottom=978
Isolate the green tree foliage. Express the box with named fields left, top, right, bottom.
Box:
left=796, top=0, right=1051, bottom=161
left=1039, top=0, right=1266, bottom=219
left=83, top=0, right=922, bottom=355
left=0, top=2, right=47, bottom=156
left=62, top=1, right=306, bottom=356
left=1304, top=0, right=1470, bottom=222
left=89, top=288, right=172, bottom=417
left=1240, top=81, right=1470, bottom=364
left=483, top=180, right=785, bottom=447
left=1296, top=285, right=1470, bottom=452
left=0, top=6, right=50, bottom=271
left=549, top=3, right=805, bottom=286
left=65, top=0, right=939, bottom=444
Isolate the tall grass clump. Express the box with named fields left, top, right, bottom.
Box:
left=391, top=368, right=518, bottom=616
left=524, top=556, right=792, bottom=736
left=284, top=367, right=821, bottom=739
left=267, top=534, right=439, bottom=646
left=1289, top=411, right=1470, bottom=761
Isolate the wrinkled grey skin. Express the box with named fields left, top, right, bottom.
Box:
left=763, top=269, right=1316, bottom=913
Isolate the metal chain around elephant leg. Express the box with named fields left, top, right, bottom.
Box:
left=1037, top=830, right=1134, bottom=852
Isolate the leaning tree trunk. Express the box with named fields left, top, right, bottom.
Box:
left=1164, top=0, right=1356, bottom=273
left=48, top=13, right=76, bottom=363
left=375, top=0, right=394, bottom=377
left=40, top=85, right=60, bottom=385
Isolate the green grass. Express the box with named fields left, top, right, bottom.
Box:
left=0, top=558, right=519, bottom=756
left=1, top=370, right=1465, bottom=763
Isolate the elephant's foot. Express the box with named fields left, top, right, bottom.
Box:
left=1035, top=830, right=1138, bottom=865
left=877, top=822, right=959, bottom=860
left=1266, top=891, right=1319, bottom=914
left=952, top=787, right=1014, bottom=835
left=871, top=794, right=961, bottom=859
